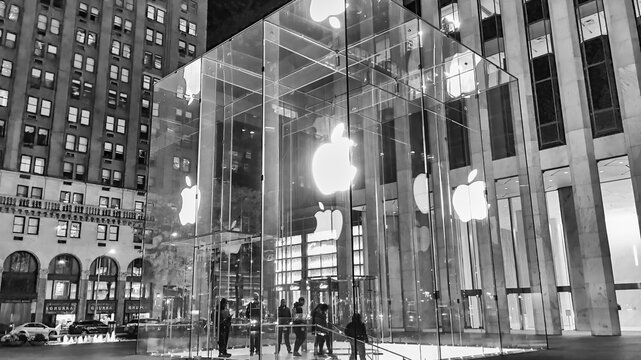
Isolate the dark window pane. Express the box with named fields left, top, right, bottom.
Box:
left=446, top=100, right=470, bottom=169
left=488, top=85, right=515, bottom=160
left=532, top=55, right=551, bottom=80
left=583, top=37, right=605, bottom=65
left=587, top=64, right=613, bottom=111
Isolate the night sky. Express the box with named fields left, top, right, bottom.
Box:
left=207, top=0, right=291, bottom=49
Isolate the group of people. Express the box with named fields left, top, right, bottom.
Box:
left=215, top=295, right=368, bottom=359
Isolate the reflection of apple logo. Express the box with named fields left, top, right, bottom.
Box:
left=311, top=202, right=343, bottom=241
left=452, top=169, right=488, bottom=222
left=310, top=0, right=345, bottom=29
left=413, top=173, right=429, bottom=214
left=445, top=51, right=481, bottom=98
left=179, top=176, right=199, bottom=225
left=312, top=123, right=356, bottom=195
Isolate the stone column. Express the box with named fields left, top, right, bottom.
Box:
left=558, top=187, right=591, bottom=331
left=116, top=272, right=127, bottom=324
left=602, top=0, right=641, bottom=250
left=501, top=0, right=562, bottom=335
left=78, top=270, right=90, bottom=321
left=548, top=0, right=620, bottom=336
left=35, top=269, right=48, bottom=322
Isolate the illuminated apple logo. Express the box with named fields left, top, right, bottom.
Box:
left=312, top=123, right=356, bottom=195
left=445, top=51, right=481, bottom=98
left=452, top=169, right=488, bottom=222
left=312, top=202, right=342, bottom=240
left=413, top=173, right=429, bottom=214
left=179, top=176, right=199, bottom=226
left=310, top=0, right=346, bottom=29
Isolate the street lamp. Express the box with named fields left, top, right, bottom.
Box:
left=95, top=249, right=116, bottom=321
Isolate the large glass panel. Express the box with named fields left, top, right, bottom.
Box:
left=140, top=0, right=548, bottom=358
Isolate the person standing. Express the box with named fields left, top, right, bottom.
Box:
left=245, top=293, right=262, bottom=356
left=217, top=298, right=232, bottom=358
left=345, top=313, right=368, bottom=360
left=312, top=303, right=330, bottom=355
left=292, top=297, right=306, bottom=357
left=276, top=299, right=292, bottom=354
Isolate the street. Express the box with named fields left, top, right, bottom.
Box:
left=0, top=341, right=142, bottom=360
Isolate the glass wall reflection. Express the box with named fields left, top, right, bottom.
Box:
left=139, top=0, right=548, bottom=358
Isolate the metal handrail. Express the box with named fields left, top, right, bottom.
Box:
left=315, top=325, right=411, bottom=360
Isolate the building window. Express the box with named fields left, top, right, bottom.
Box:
left=117, top=118, right=126, bottom=134
left=27, top=218, right=39, bottom=235
left=111, top=198, right=120, bottom=209
left=97, top=224, right=107, bottom=240
left=178, top=40, right=186, bottom=55
left=40, top=99, right=52, bottom=117
left=106, top=116, right=115, bottom=131
left=113, top=171, right=122, bottom=186
left=65, top=134, right=76, bottom=150
left=8, top=4, right=19, bottom=21
left=135, top=201, right=144, bottom=212
left=26, top=96, right=38, bottom=113
left=44, top=72, right=55, bottom=88
left=62, top=162, right=73, bottom=179
left=33, top=157, right=45, bottom=174
left=69, top=222, right=81, bottom=238
left=37, top=14, right=48, bottom=34
left=50, top=18, right=60, bottom=35
left=13, top=216, right=25, bottom=233
left=155, top=32, right=163, bottom=46
left=110, top=64, right=118, bottom=80
left=16, top=185, right=28, bottom=197
left=111, top=40, right=120, bottom=55
left=138, top=149, right=147, bottom=165
left=188, top=22, right=196, bottom=36
left=1, top=59, right=12, bottom=77
left=75, top=164, right=85, bottom=181
left=4, top=32, right=17, bottom=48
left=37, top=128, right=49, bottom=146
left=113, top=15, right=122, bottom=30
left=145, top=28, right=153, bottom=43
left=77, top=136, right=88, bottom=153
left=136, top=175, right=146, bottom=190
left=23, top=125, right=35, bottom=145
left=122, top=44, right=131, bottom=59
left=115, top=144, right=124, bottom=160
left=85, top=57, right=95, bottom=72
left=574, top=0, right=622, bottom=137
left=179, top=18, right=187, bottom=33
left=0, top=89, right=8, bottom=107
left=99, top=196, right=109, bottom=208
left=19, top=155, right=31, bottom=172
left=80, top=109, right=90, bottom=125
left=31, top=187, right=42, bottom=199
left=140, top=124, right=149, bottom=139
left=103, top=142, right=113, bottom=158
left=68, top=107, right=78, bottom=123
left=78, top=2, right=88, bottom=17
left=101, top=169, right=111, bottom=185
left=87, top=31, right=96, bottom=47
left=153, top=55, right=162, bottom=70
left=109, top=226, right=119, bottom=241
left=121, top=68, right=129, bottom=83
left=56, top=220, right=67, bottom=237
left=187, top=44, right=196, bottom=57
left=60, top=191, right=70, bottom=203
left=73, top=53, right=83, bottom=69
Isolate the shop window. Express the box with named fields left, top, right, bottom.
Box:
left=1, top=252, right=38, bottom=300
left=47, top=255, right=80, bottom=300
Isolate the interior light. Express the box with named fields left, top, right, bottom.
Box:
left=310, top=0, right=345, bottom=25
left=183, top=59, right=201, bottom=105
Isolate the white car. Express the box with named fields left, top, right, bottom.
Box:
left=12, top=322, right=59, bottom=340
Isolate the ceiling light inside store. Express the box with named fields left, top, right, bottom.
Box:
left=310, top=0, right=346, bottom=27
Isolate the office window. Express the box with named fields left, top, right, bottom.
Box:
left=136, top=175, right=146, bottom=190
left=23, top=125, right=35, bottom=145
left=60, top=191, right=71, bottom=203
left=113, top=15, right=122, bottom=30
left=103, top=142, right=113, bottom=158
left=145, top=28, right=153, bottom=42
left=135, top=201, right=144, bottom=212
left=99, top=196, right=109, bottom=208
left=62, top=162, right=72, bottom=179
left=40, top=99, right=52, bottom=117
left=111, top=40, right=120, bottom=55
left=27, top=218, right=39, bottom=235
left=56, top=221, right=67, bottom=237
left=0, top=89, right=8, bottom=106
left=77, top=136, right=88, bottom=153
left=89, top=6, right=99, bottom=21
left=119, top=92, right=128, bottom=107
left=106, top=116, right=115, bottom=131
left=31, top=68, right=42, bottom=82
left=115, top=144, right=124, bottom=160
left=155, top=32, right=163, bottom=46
left=153, top=55, right=162, bottom=70
left=141, top=99, right=150, bottom=117
left=26, top=97, right=38, bottom=113
left=37, top=14, right=47, bottom=33
left=109, top=226, right=119, bottom=241
left=37, top=128, right=48, bottom=146
left=47, top=44, right=57, bottom=57
left=188, top=44, right=196, bottom=57
left=188, top=22, right=196, bottom=36
left=17, top=185, right=28, bottom=197
left=110, top=65, right=118, bottom=80
left=122, top=44, right=131, bottom=59
left=75, top=164, right=85, bottom=181
left=113, top=171, right=122, bottom=186
left=117, top=118, right=126, bottom=134
left=85, top=57, right=95, bottom=72
left=65, top=134, right=75, bottom=150
left=143, top=75, right=152, bottom=90
left=20, top=155, right=32, bottom=172
left=69, top=222, right=81, bottom=238
left=75, top=28, right=85, bottom=43
left=143, top=52, right=152, bottom=67
left=80, top=109, right=90, bottom=125
left=124, top=0, right=133, bottom=11
left=121, top=68, right=129, bottom=83
left=156, top=8, right=164, bottom=23
left=70, top=79, right=81, bottom=98
left=87, top=32, right=96, bottom=47
left=178, top=40, right=186, bottom=55
left=111, top=198, right=120, bottom=209
left=97, top=224, right=107, bottom=240
left=124, top=20, right=132, bottom=33
left=50, top=18, right=60, bottom=34
left=73, top=53, right=83, bottom=69
left=5, top=32, right=16, bottom=48
left=34, top=41, right=45, bottom=57
left=44, top=72, right=55, bottom=88
left=83, top=82, right=93, bottom=98
left=31, top=187, right=42, bottom=199
left=68, top=107, right=78, bottom=123
left=574, top=0, right=622, bottom=137
left=108, top=90, right=117, bottom=108
left=140, top=124, right=149, bottom=139
left=33, top=158, right=45, bottom=174
left=146, top=4, right=154, bottom=19
left=72, top=193, right=83, bottom=204
left=101, top=169, right=111, bottom=184
left=13, top=216, right=25, bottom=233
left=1, top=59, right=12, bottom=77
left=78, top=2, right=87, bottom=17
left=179, top=18, right=187, bottom=33
left=8, top=4, right=19, bottom=21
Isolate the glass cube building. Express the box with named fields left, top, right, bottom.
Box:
left=138, top=0, right=549, bottom=358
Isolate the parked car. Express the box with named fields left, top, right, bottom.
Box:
left=12, top=322, right=58, bottom=340
left=124, top=318, right=162, bottom=338
left=67, top=320, right=109, bottom=335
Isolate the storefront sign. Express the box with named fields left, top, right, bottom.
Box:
left=45, top=301, right=77, bottom=315
left=86, top=301, right=116, bottom=314
left=125, top=300, right=151, bottom=313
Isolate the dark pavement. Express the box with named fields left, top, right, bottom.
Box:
left=0, top=333, right=639, bottom=359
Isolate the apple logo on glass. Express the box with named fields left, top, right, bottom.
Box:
left=312, top=202, right=343, bottom=241
left=413, top=173, right=430, bottom=214
left=452, top=169, right=488, bottom=222
left=179, top=176, right=199, bottom=226
left=312, top=123, right=356, bottom=195
left=310, top=0, right=346, bottom=29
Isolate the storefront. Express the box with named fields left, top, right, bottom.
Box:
left=139, top=0, right=549, bottom=358
left=86, top=301, right=117, bottom=323
left=43, top=301, right=77, bottom=328
left=1, top=252, right=38, bottom=325
left=124, top=300, right=152, bottom=324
